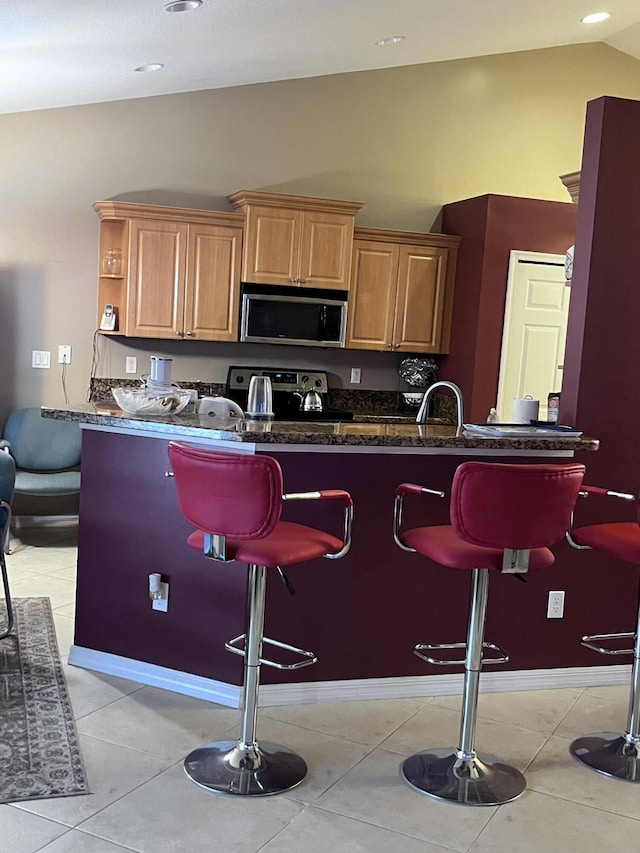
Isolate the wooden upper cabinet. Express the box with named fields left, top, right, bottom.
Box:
left=346, top=228, right=460, bottom=354
left=184, top=223, right=242, bottom=340
left=128, top=219, right=186, bottom=338
left=228, top=190, right=363, bottom=290
left=346, top=240, right=399, bottom=349
left=94, top=202, right=243, bottom=341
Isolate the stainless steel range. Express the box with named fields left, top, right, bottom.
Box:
left=226, top=366, right=354, bottom=422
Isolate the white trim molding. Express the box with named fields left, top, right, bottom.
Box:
left=69, top=645, right=630, bottom=708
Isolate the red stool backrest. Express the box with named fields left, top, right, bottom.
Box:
left=450, top=461, right=585, bottom=550
left=168, top=442, right=283, bottom=540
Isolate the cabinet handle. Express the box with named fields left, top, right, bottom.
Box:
left=186, top=331, right=194, bottom=337
left=164, top=471, right=174, bottom=477
left=290, top=277, right=298, bottom=284
left=385, top=343, right=392, bottom=349
left=298, top=278, right=308, bottom=284
left=176, top=330, right=183, bottom=337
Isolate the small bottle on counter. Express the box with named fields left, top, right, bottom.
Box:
left=547, top=392, right=561, bottom=423
left=486, top=407, right=499, bottom=423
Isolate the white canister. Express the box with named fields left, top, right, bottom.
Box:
left=150, top=357, right=173, bottom=384
left=512, top=397, right=539, bottom=424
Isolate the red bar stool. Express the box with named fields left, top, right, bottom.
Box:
left=393, top=461, right=585, bottom=805
left=567, top=483, right=640, bottom=781
left=167, top=442, right=353, bottom=796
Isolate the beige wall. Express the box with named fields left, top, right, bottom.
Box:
left=1, top=42, right=639, bottom=417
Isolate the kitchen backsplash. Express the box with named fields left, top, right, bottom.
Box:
left=89, top=378, right=456, bottom=422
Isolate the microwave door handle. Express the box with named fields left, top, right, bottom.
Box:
left=320, top=305, right=327, bottom=337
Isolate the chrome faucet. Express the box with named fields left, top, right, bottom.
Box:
left=416, top=380, right=465, bottom=433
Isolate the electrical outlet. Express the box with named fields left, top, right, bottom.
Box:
left=547, top=590, right=565, bottom=618
left=350, top=367, right=361, bottom=384
left=152, top=582, right=169, bottom=612
left=32, top=350, right=51, bottom=368
left=58, top=345, right=71, bottom=364
left=126, top=356, right=137, bottom=374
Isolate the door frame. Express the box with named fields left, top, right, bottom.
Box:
left=496, top=250, right=568, bottom=421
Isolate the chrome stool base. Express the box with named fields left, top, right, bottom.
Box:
left=184, top=739, right=307, bottom=796
left=570, top=733, right=640, bottom=782
left=401, top=748, right=526, bottom=806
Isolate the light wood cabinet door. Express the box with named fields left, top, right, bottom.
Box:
left=346, top=240, right=399, bottom=350
left=243, top=206, right=301, bottom=286
left=393, top=244, right=449, bottom=352
left=127, top=219, right=187, bottom=338
left=184, top=223, right=243, bottom=341
left=299, top=211, right=355, bottom=290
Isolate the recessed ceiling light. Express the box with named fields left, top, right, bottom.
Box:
left=165, top=0, right=202, bottom=11
left=135, top=63, right=164, bottom=72
left=581, top=12, right=611, bottom=24
left=375, top=36, right=405, bottom=47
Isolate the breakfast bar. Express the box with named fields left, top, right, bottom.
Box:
left=44, top=404, right=602, bottom=707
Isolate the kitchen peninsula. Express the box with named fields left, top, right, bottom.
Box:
left=45, top=404, right=601, bottom=707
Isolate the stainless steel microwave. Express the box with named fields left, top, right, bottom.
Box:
left=240, top=283, right=347, bottom=347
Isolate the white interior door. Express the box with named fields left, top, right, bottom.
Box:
left=496, top=251, right=569, bottom=422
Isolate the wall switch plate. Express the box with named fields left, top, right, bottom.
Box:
left=32, top=350, right=51, bottom=368
left=547, top=590, right=565, bottom=618
left=350, top=367, right=362, bottom=384
left=152, top=582, right=169, bottom=612
left=126, top=356, right=137, bottom=374
left=58, top=345, right=71, bottom=364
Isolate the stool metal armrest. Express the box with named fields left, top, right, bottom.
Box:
left=580, top=484, right=636, bottom=501
left=283, top=489, right=353, bottom=559
left=566, top=485, right=637, bottom=550
left=393, top=482, right=446, bottom=552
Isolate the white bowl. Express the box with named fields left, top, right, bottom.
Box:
left=112, top=387, right=190, bottom=417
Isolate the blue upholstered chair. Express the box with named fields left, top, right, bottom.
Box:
left=0, top=450, right=15, bottom=638
left=0, top=408, right=82, bottom=503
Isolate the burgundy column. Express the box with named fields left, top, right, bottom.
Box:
left=562, top=96, right=640, bottom=491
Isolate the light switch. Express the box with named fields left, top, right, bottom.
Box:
left=32, top=350, right=51, bottom=368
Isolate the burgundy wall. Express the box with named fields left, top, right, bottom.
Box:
left=74, top=429, right=615, bottom=689
left=442, top=194, right=577, bottom=423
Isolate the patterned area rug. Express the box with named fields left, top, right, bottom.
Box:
left=0, top=597, right=89, bottom=803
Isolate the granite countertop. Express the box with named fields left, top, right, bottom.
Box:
left=43, top=403, right=599, bottom=452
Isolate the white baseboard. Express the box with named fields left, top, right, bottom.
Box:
left=69, top=644, right=630, bottom=709
left=69, top=645, right=241, bottom=707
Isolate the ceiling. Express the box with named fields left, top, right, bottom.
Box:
left=2, top=0, right=640, bottom=116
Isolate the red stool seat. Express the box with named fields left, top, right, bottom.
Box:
left=187, top=521, right=343, bottom=567
left=402, top=525, right=555, bottom=570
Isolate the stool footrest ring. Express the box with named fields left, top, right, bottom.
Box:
left=581, top=631, right=635, bottom=656
left=414, top=641, right=509, bottom=667
left=226, top=634, right=318, bottom=670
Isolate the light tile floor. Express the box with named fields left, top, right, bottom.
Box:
left=2, top=523, right=639, bottom=852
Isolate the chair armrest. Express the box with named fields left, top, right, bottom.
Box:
left=566, top=485, right=637, bottom=549
left=579, top=484, right=636, bottom=501
left=393, top=483, right=446, bottom=552
left=282, top=489, right=353, bottom=559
